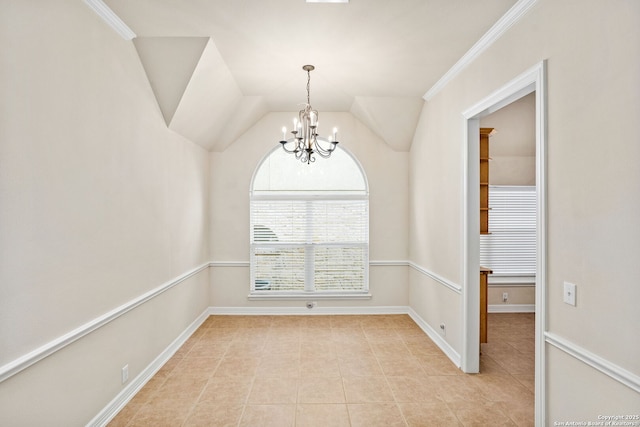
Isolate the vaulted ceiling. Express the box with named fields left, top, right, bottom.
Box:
left=100, top=0, right=517, bottom=151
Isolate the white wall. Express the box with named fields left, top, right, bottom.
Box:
left=409, top=0, right=640, bottom=421
left=0, top=1, right=210, bottom=424
left=481, top=92, right=536, bottom=186
left=209, top=112, right=410, bottom=310
left=3, top=0, right=638, bottom=425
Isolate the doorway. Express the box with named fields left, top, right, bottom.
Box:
left=480, top=93, right=537, bottom=313
left=461, top=61, right=547, bottom=424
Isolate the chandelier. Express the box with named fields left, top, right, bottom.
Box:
left=280, top=65, right=339, bottom=164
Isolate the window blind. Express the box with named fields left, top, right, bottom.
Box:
left=250, top=198, right=368, bottom=293
left=479, top=186, right=536, bottom=276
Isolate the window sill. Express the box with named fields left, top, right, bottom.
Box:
left=247, top=292, right=372, bottom=301
left=488, top=275, right=536, bottom=286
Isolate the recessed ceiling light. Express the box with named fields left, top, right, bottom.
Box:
left=306, top=0, right=349, bottom=3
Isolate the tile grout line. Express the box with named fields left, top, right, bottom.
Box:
left=112, top=314, right=533, bottom=426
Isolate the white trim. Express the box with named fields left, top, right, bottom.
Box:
left=423, top=0, right=537, bottom=101
left=0, top=262, right=209, bottom=384
left=461, top=61, right=547, bottom=425
left=306, top=0, right=349, bottom=3
left=488, top=304, right=535, bottom=313
left=84, top=0, right=136, bottom=40
left=247, top=292, right=372, bottom=301
left=545, top=332, right=640, bottom=394
left=214, top=259, right=407, bottom=301
left=462, top=65, right=540, bottom=118
left=210, top=306, right=408, bottom=316
left=252, top=194, right=368, bottom=201
left=488, top=276, right=535, bottom=285
left=250, top=145, right=370, bottom=196
left=88, top=308, right=212, bottom=427
left=533, top=62, right=548, bottom=427
left=408, top=262, right=462, bottom=294
left=461, top=108, right=480, bottom=376
left=209, top=260, right=409, bottom=268
left=407, top=307, right=461, bottom=368
left=370, top=260, right=410, bottom=267
left=209, top=261, right=250, bottom=267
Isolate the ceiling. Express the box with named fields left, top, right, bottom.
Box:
left=101, top=0, right=517, bottom=151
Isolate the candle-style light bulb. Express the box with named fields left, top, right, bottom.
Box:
left=282, top=126, right=287, bottom=141
left=333, top=127, right=338, bottom=141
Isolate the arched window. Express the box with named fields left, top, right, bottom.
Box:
left=250, top=147, right=369, bottom=297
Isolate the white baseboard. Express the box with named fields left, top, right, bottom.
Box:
left=407, top=308, right=462, bottom=368
left=0, top=262, right=210, bottom=384
left=88, top=307, right=212, bottom=427
left=210, top=306, right=409, bottom=315
left=488, top=304, right=535, bottom=313
left=91, top=305, right=468, bottom=425
left=209, top=306, right=462, bottom=368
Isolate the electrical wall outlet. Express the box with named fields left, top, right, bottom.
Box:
left=439, top=323, right=446, bottom=336
left=563, top=281, right=576, bottom=306
left=121, top=364, right=129, bottom=384
left=502, top=292, right=508, bottom=302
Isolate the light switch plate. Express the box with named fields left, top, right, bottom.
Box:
left=563, top=281, right=576, bottom=306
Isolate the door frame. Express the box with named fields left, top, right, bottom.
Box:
left=461, top=60, right=547, bottom=424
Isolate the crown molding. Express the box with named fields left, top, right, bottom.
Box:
left=423, top=0, right=537, bottom=101
left=84, top=0, right=136, bottom=40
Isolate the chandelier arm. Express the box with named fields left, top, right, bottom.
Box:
left=314, top=139, right=339, bottom=156
left=314, top=149, right=331, bottom=159
left=280, top=139, right=299, bottom=154
left=314, top=144, right=337, bottom=158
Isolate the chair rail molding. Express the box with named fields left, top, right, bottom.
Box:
left=88, top=308, right=211, bottom=427
left=409, top=261, right=462, bottom=294
left=0, top=262, right=210, bottom=384
left=545, top=332, right=640, bottom=394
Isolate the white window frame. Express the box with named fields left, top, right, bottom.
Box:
left=249, top=147, right=370, bottom=300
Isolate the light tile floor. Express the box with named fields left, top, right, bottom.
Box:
left=109, top=313, right=534, bottom=426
